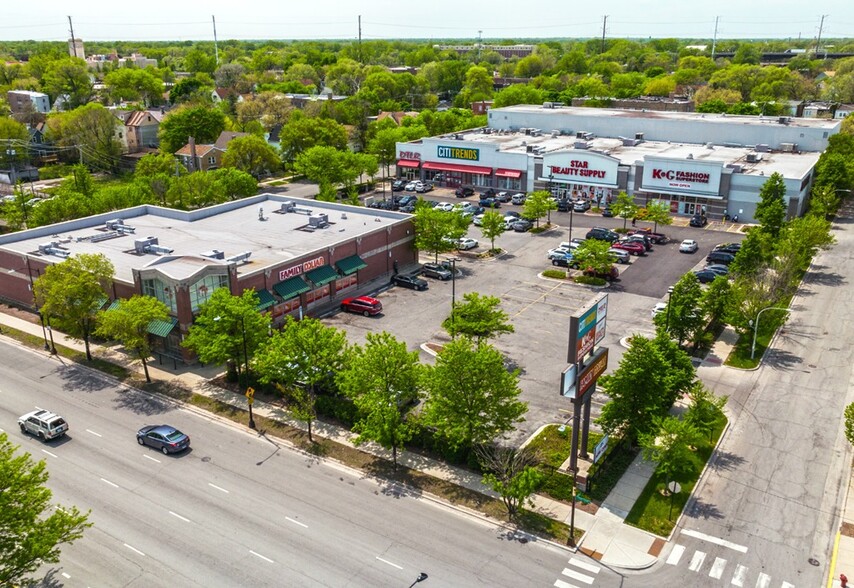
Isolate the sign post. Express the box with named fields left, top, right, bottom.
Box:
left=245, top=386, right=256, bottom=429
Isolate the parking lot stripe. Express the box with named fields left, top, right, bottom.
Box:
left=100, top=477, right=119, bottom=488
left=124, top=543, right=145, bottom=557
left=142, top=454, right=160, bottom=463
left=208, top=482, right=229, bottom=493
left=561, top=568, right=594, bottom=584
left=568, top=558, right=599, bottom=574
left=86, top=429, right=102, bottom=437
left=169, top=511, right=190, bottom=523
left=709, top=557, right=727, bottom=579
left=285, top=516, right=308, bottom=528
left=42, top=449, right=58, bottom=458
left=731, top=563, right=747, bottom=586
left=375, top=556, right=402, bottom=570
left=249, top=550, right=274, bottom=563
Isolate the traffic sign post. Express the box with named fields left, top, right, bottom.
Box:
left=245, top=387, right=256, bottom=429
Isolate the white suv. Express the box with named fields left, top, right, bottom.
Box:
left=19, top=409, right=68, bottom=440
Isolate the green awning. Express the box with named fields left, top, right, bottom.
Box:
left=272, top=276, right=310, bottom=300
left=305, top=265, right=339, bottom=286
left=147, top=317, right=177, bottom=338
left=255, top=288, right=277, bottom=310
left=105, top=299, right=121, bottom=311
left=335, top=254, right=367, bottom=276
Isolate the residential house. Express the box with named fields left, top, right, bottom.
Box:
left=175, top=131, right=250, bottom=172
left=7, top=90, right=51, bottom=115
left=471, top=101, right=493, bottom=115
left=211, top=87, right=248, bottom=104
left=374, top=111, right=419, bottom=126
left=836, top=105, right=854, bottom=119
left=125, top=110, right=164, bottom=153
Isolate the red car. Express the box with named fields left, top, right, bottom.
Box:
left=612, top=240, right=646, bottom=256
left=341, top=296, right=383, bottom=316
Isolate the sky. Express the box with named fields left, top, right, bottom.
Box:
left=2, top=2, right=853, bottom=43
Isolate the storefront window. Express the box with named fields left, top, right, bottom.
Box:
left=142, top=278, right=177, bottom=314
left=497, top=177, right=522, bottom=190
left=189, top=274, right=228, bottom=312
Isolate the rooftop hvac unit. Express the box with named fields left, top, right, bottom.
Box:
left=38, top=241, right=70, bottom=258
left=780, top=143, right=796, bottom=152
left=280, top=201, right=295, bottom=213
left=755, top=143, right=770, bottom=152
left=523, top=128, right=531, bottom=135
left=551, top=130, right=560, bottom=137
left=620, top=137, right=640, bottom=147
left=635, top=132, right=645, bottom=141
left=706, top=142, right=714, bottom=149
left=106, top=219, right=124, bottom=230
left=778, top=116, right=791, bottom=125
left=200, top=249, right=225, bottom=260
left=745, top=153, right=763, bottom=163
left=726, top=164, right=743, bottom=173
left=543, top=102, right=554, bottom=108
left=526, top=145, right=533, bottom=153
left=530, top=128, right=541, bottom=136
left=134, top=236, right=158, bottom=254
left=687, top=153, right=694, bottom=160
left=226, top=251, right=252, bottom=263
left=147, top=244, right=174, bottom=255
left=574, top=140, right=590, bottom=150
left=308, top=214, right=329, bottom=228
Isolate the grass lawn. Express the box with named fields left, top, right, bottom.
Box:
left=526, top=424, right=603, bottom=502
left=725, top=300, right=793, bottom=369
left=624, top=414, right=727, bottom=536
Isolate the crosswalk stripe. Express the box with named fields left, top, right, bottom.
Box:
left=780, top=582, right=794, bottom=588
left=568, top=558, right=600, bottom=574
left=554, top=579, right=581, bottom=588
left=755, top=572, right=770, bottom=588
left=561, top=567, right=595, bottom=584
left=731, top=564, right=747, bottom=586
left=688, top=550, right=707, bottom=572
left=666, top=544, right=686, bottom=565
left=709, top=557, right=727, bottom=579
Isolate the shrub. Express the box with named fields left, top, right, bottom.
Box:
left=574, top=276, right=606, bottom=286
left=543, top=269, right=568, bottom=279
left=38, top=164, right=75, bottom=180
left=315, top=395, right=360, bottom=427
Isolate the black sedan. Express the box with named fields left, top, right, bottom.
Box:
left=392, top=274, right=429, bottom=291
left=137, top=425, right=191, bottom=455
left=689, top=214, right=708, bottom=227
left=694, top=269, right=720, bottom=284
left=392, top=180, right=406, bottom=191
left=512, top=219, right=533, bottom=232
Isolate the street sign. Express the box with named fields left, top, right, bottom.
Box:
left=245, top=387, right=255, bottom=399
left=593, top=435, right=609, bottom=464
left=247, top=397, right=254, bottom=406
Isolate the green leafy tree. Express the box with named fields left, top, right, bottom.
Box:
left=728, top=229, right=771, bottom=279
left=211, top=167, right=259, bottom=200
left=169, top=77, right=213, bottom=104
left=685, top=382, right=727, bottom=442
left=701, top=275, right=731, bottom=327
left=221, top=134, right=281, bottom=178
left=441, top=292, right=514, bottom=345
left=479, top=209, right=506, bottom=251
left=0, top=432, right=92, bottom=585
left=413, top=204, right=468, bottom=262
left=653, top=272, right=705, bottom=348
left=96, top=295, right=169, bottom=382
left=456, top=65, right=493, bottom=106
left=639, top=415, right=701, bottom=511
left=165, top=171, right=223, bottom=209
left=522, top=190, right=555, bottom=228
left=103, top=68, right=164, bottom=106
left=135, top=152, right=184, bottom=178
left=754, top=172, right=787, bottom=240
left=293, top=145, right=376, bottom=202
left=477, top=445, right=543, bottom=521
left=33, top=253, right=114, bottom=361
left=254, top=316, right=349, bottom=442
left=182, top=288, right=271, bottom=379
left=643, top=200, right=673, bottom=232
left=46, top=104, right=122, bottom=173
left=650, top=332, right=697, bottom=409
left=158, top=105, right=227, bottom=154
left=808, top=184, right=841, bottom=218
left=845, top=402, right=854, bottom=447
left=183, top=48, right=217, bottom=74
left=278, top=115, right=348, bottom=168
left=492, top=84, right=545, bottom=108
left=0, top=182, right=35, bottom=230
left=422, top=338, right=526, bottom=451
left=337, top=332, right=421, bottom=467
left=611, top=191, right=639, bottom=229
left=43, top=57, right=93, bottom=109
left=570, top=239, right=615, bottom=276
left=596, top=335, right=673, bottom=447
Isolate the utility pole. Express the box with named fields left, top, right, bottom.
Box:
left=816, top=15, right=827, bottom=59
left=212, top=15, right=219, bottom=65
left=67, top=16, right=77, bottom=58
left=477, top=30, right=482, bottom=61
left=711, top=16, right=719, bottom=59
left=600, top=16, right=607, bottom=54
left=358, top=15, right=362, bottom=63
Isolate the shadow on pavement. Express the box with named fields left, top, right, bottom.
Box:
left=26, top=568, right=64, bottom=588
left=763, top=347, right=803, bottom=370
left=688, top=498, right=725, bottom=521
left=708, top=449, right=746, bottom=473
left=806, top=269, right=847, bottom=287
left=57, top=363, right=115, bottom=394
left=112, top=387, right=175, bottom=416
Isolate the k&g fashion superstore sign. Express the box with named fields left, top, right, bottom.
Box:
left=641, top=156, right=723, bottom=195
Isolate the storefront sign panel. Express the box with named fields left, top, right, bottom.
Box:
left=642, top=157, right=723, bottom=195
left=544, top=152, right=618, bottom=186
left=437, top=146, right=480, bottom=161
left=278, top=256, right=326, bottom=282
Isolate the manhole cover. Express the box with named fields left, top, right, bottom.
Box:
left=808, top=557, right=820, bottom=566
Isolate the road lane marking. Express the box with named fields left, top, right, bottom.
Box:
left=249, top=550, right=274, bottom=563
left=682, top=529, right=748, bottom=553
left=100, top=478, right=119, bottom=488
left=61, top=573, right=70, bottom=579
left=731, top=563, right=747, bottom=586
left=285, top=516, right=308, bottom=528
left=169, top=511, right=190, bottom=523
left=709, top=557, right=727, bottom=579
left=568, top=558, right=599, bottom=574
left=754, top=572, right=770, bottom=588
left=42, top=449, right=58, bottom=458
left=124, top=543, right=145, bottom=556
left=781, top=582, right=794, bottom=588
left=688, top=550, right=706, bottom=572
left=142, top=454, right=161, bottom=463
left=554, top=580, right=580, bottom=588
left=666, top=544, right=686, bottom=565
left=561, top=568, right=594, bottom=584
left=86, top=429, right=102, bottom=437
left=208, top=483, right=229, bottom=494
left=375, top=556, right=402, bottom=570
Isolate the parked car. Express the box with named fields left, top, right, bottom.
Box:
left=607, top=248, right=631, bottom=264
left=18, top=409, right=68, bottom=441
left=556, top=199, right=572, bottom=212
left=503, top=211, right=521, bottom=219
left=548, top=247, right=573, bottom=260
left=601, top=206, right=614, bottom=217
left=368, top=200, right=394, bottom=210
left=435, top=202, right=455, bottom=212
left=689, top=213, right=708, bottom=227
left=694, top=269, right=719, bottom=283
left=454, top=202, right=477, bottom=213
left=405, top=181, right=418, bottom=191
left=714, top=242, right=742, bottom=254
left=704, top=264, right=730, bottom=276
left=679, top=239, right=699, bottom=253
left=551, top=254, right=576, bottom=267
left=137, top=424, right=190, bottom=455
left=494, top=191, right=511, bottom=203
left=586, top=227, right=620, bottom=242
left=706, top=250, right=736, bottom=265
left=624, top=234, right=653, bottom=251
left=454, top=187, right=475, bottom=198
left=341, top=296, right=383, bottom=316
left=399, top=203, right=417, bottom=213
left=415, top=182, right=433, bottom=193
left=397, top=195, right=418, bottom=207
left=392, top=274, right=429, bottom=290
left=479, top=197, right=500, bottom=209
left=651, top=302, right=668, bottom=318
left=512, top=219, right=533, bottom=232
left=573, top=199, right=591, bottom=212
left=472, top=214, right=486, bottom=226
left=628, top=227, right=668, bottom=244
left=458, top=237, right=479, bottom=250
left=392, top=180, right=406, bottom=191
left=511, top=192, right=527, bottom=205
left=422, top=263, right=453, bottom=280
left=612, top=240, right=646, bottom=256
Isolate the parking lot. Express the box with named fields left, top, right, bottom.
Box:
left=329, top=188, right=745, bottom=443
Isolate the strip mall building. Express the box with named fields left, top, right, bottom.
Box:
left=0, top=195, right=415, bottom=361
left=396, top=105, right=841, bottom=222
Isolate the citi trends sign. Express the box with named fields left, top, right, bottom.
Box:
left=543, top=151, right=618, bottom=186
left=278, top=256, right=325, bottom=282
left=642, top=156, right=722, bottom=195
left=437, top=146, right=480, bottom=161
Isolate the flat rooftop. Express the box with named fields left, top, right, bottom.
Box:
left=0, top=195, right=408, bottom=284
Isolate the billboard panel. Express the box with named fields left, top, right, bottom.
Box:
left=567, top=294, right=609, bottom=364
left=576, top=347, right=609, bottom=400
left=641, top=156, right=723, bottom=195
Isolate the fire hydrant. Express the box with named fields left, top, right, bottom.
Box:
left=841, top=573, right=848, bottom=587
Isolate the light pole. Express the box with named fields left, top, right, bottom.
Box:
left=547, top=172, right=554, bottom=224
left=46, top=316, right=56, bottom=354
left=39, top=311, right=49, bottom=350
left=569, top=467, right=578, bottom=547
left=408, top=572, right=428, bottom=587
left=449, top=257, right=460, bottom=338
left=751, top=306, right=790, bottom=360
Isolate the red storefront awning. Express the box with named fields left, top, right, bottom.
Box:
left=396, top=159, right=421, bottom=168
left=495, top=168, right=522, bottom=178
left=422, top=161, right=493, bottom=175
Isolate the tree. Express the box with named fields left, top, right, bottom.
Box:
left=221, top=134, right=280, bottom=179
left=653, top=272, right=705, bottom=348
left=596, top=335, right=673, bottom=447
left=182, top=288, right=271, bottom=379
left=158, top=105, right=227, bottom=154
left=46, top=104, right=122, bottom=173
left=96, top=295, right=169, bottom=383
left=42, top=57, right=93, bottom=109
left=412, top=204, right=468, bottom=262
left=278, top=115, right=348, bottom=167
left=0, top=432, right=91, bottom=585
left=492, top=84, right=545, bottom=108
left=845, top=402, right=854, bottom=447
left=611, top=191, right=638, bottom=229
left=701, top=275, right=731, bottom=327
left=33, top=253, right=114, bottom=361
left=639, top=415, right=701, bottom=513
left=135, top=152, right=183, bottom=178
left=456, top=65, right=493, bottom=106
left=643, top=200, right=673, bottom=233
left=809, top=184, right=842, bottom=219
left=422, top=338, right=526, bottom=451
left=479, top=209, right=506, bottom=251
left=728, top=229, right=771, bottom=279
left=476, top=445, right=543, bottom=521
left=211, top=167, right=258, bottom=200
left=103, top=68, right=164, bottom=106
left=650, top=332, right=697, bottom=409
left=337, top=332, right=420, bottom=467
left=522, top=190, right=555, bottom=228
left=441, top=292, right=514, bottom=345
left=214, top=63, right=248, bottom=90
left=754, top=172, right=787, bottom=239
left=235, top=91, right=293, bottom=132
left=183, top=49, right=217, bottom=74
left=253, top=317, right=348, bottom=442
left=570, top=239, right=614, bottom=277
left=685, top=382, right=727, bottom=442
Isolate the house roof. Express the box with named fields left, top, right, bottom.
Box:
left=213, top=87, right=234, bottom=100
left=214, top=131, right=250, bottom=151
left=376, top=111, right=419, bottom=126
left=126, top=110, right=162, bottom=127
left=174, top=143, right=218, bottom=157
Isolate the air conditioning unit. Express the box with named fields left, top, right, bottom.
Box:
left=309, top=214, right=329, bottom=228
left=201, top=249, right=225, bottom=260
left=780, top=143, right=796, bottom=153
left=574, top=140, right=590, bottom=150
left=755, top=143, right=770, bottom=152
left=745, top=153, right=763, bottom=163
